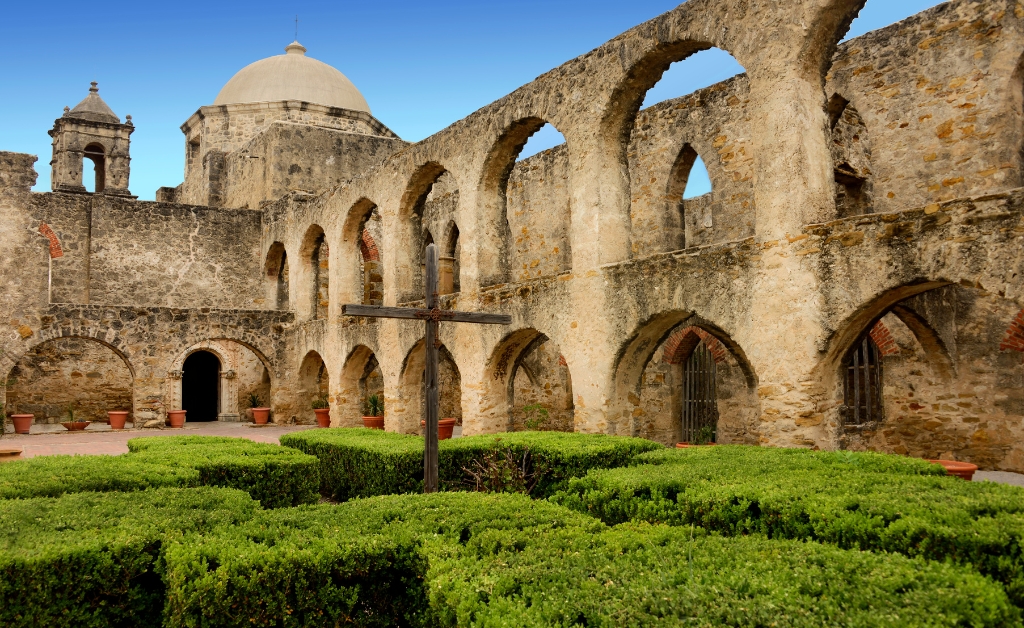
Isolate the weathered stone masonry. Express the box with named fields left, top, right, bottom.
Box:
left=3, top=0, right=1024, bottom=471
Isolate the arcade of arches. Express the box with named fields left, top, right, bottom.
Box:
left=3, top=0, right=1024, bottom=472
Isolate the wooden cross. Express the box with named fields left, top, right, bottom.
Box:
left=341, top=243, right=511, bottom=493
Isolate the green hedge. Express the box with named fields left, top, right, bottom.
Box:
left=280, top=428, right=662, bottom=501
left=2, top=488, right=1017, bottom=627
left=0, top=487, right=258, bottom=628
left=0, top=436, right=319, bottom=507
left=553, top=445, right=1024, bottom=606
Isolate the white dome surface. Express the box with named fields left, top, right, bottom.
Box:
left=213, top=42, right=371, bottom=113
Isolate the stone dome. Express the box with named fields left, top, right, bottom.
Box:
left=213, top=42, right=371, bottom=113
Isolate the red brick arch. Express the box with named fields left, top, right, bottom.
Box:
left=39, top=223, right=64, bottom=259
left=359, top=229, right=380, bottom=262
left=1000, top=310, right=1024, bottom=352
left=869, top=320, right=900, bottom=356
left=662, top=326, right=727, bottom=365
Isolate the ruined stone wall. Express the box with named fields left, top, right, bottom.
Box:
left=509, top=339, right=574, bottom=432
left=507, top=146, right=573, bottom=280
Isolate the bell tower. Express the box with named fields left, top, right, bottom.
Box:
left=49, top=82, right=134, bottom=196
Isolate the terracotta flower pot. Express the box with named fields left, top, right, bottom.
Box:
left=421, top=418, right=458, bottom=440
left=167, top=410, right=186, bottom=429
left=0, top=448, right=22, bottom=463
left=62, top=422, right=91, bottom=431
left=252, top=408, right=271, bottom=425
left=314, top=408, right=332, bottom=428
left=10, top=414, right=33, bottom=435
left=107, top=411, right=129, bottom=430
left=676, top=442, right=717, bottom=449
left=929, top=459, right=978, bottom=481
left=362, top=416, right=385, bottom=430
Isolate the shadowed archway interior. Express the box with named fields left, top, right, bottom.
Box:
left=182, top=350, right=220, bottom=422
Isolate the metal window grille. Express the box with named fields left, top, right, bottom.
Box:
left=681, top=340, right=719, bottom=443
left=844, top=336, right=883, bottom=425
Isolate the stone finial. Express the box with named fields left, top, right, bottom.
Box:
left=125, top=114, right=133, bottom=127
left=285, top=41, right=307, bottom=56
left=89, top=81, right=99, bottom=93
left=63, top=106, right=70, bottom=116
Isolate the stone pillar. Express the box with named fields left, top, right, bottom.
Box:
left=218, top=369, right=240, bottom=421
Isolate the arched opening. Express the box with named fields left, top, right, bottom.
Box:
left=828, top=94, right=874, bottom=217
left=264, top=243, right=289, bottom=310
left=640, top=48, right=746, bottom=110
left=341, top=198, right=383, bottom=307
left=298, top=351, right=330, bottom=425
left=396, top=340, right=462, bottom=434
left=398, top=163, right=458, bottom=303
left=338, top=345, right=384, bottom=427
left=843, top=334, right=883, bottom=426
left=482, top=118, right=572, bottom=282
left=300, top=225, right=329, bottom=320
left=441, top=221, right=460, bottom=295
left=483, top=329, right=574, bottom=434
left=83, top=143, right=105, bottom=193
left=611, top=312, right=758, bottom=445
left=182, top=350, right=220, bottom=422
left=666, top=145, right=717, bottom=250
left=5, top=337, right=133, bottom=425
left=360, top=214, right=383, bottom=306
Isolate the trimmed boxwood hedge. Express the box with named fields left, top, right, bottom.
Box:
left=0, top=436, right=319, bottom=507
left=552, top=445, right=1024, bottom=606
left=279, top=428, right=662, bottom=501
left=0, top=487, right=258, bottom=628
left=2, top=488, right=1018, bottom=627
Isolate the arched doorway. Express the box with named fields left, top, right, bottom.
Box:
left=182, top=351, right=220, bottom=422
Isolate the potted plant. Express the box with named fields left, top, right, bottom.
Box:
left=9, top=411, right=33, bottom=435
left=167, top=409, right=186, bottom=429
left=362, top=394, right=385, bottom=429
left=312, top=393, right=331, bottom=428
left=677, top=425, right=716, bottom=449
left=248, top=392, right=271, bottom=425
left=421, top=417, right=459, bottom=440
left=107, top=410, right=130, bottom=430
left=928, top=459, right=979, bottom=481
left=61, top=405, right=90, bottom=431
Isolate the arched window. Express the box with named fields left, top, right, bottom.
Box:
left=306, top=230, right=328, bottom=320
left=83, top=143, right=105, bottom=193
left=441, top=222, right=460, bottom=295
left=667, top=145, right=715, bottom=250
left=828, top=94, right=874, bottom=217
left=843, top=336, right=883, bottom=425
left=360, top=224, right=383, bottom=306
left=264, top=243, right=289, bottom=311
left=681, top=339, right=719, bottom=444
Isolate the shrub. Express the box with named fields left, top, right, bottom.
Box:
left=280, top=428, right=662, bottom=501
left=553, top=445, right=1024, bottom=606
left=0, top=487, right=258, bottom=628
left=0, top=436, right=319, bottom=507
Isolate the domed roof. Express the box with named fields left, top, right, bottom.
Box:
left=68, top=82, right=120, bottom=124
left=213, top=42, right=371, bottom=113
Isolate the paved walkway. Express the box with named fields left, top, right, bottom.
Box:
left=1, top=421, right=319, bottom=458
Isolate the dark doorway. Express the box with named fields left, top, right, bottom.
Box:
left=681, top=340, right=719, bottom=444
left=183, top=351, right=220, bottom=422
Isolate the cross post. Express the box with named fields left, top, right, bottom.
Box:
left=341, top=243, right=511, bottom=492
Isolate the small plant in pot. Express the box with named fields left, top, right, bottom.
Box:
left=61, top=405, right=91, bottom=432
left=312, top=393, right=331, bottom=428
left=677, top=425, right=716, bottom=449
left=248, top=392, right=271, bottom=425
left=362, top=394, right=385, bottom=430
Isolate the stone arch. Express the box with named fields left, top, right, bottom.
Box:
left=397, top=162, right=456, bottom=303
left=298, top=350, right=330, bottom=425
left=264, top=242, right=290, bottom=310
left=396, top=339, right=462, bottom=435
left=4, top=334, right=135, bottom=425
left=479, top=328, right=574, bottom=434
left=337, top=345, right=384, bottom=428
left=83, top=142, right=106, bottom=193
left=167, top=339, right=274, bottom=422
left=340, top=198, right=382, bottom=306
left=298, top=224, right=329, bottom=320
left=441, top=220, right=460, bottom=294
left=610, top=310, right=758, bottom=444
left=664, top=142, right=730, bottom=251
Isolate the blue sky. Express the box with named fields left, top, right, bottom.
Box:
left=0, top=0, right=942, bottom=200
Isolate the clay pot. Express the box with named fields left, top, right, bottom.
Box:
left=61, top=422, right=91, bottom=431
left=252, top=408, right=271, bottom=425
left=10, top=414, right=33, bottom=435
left=167, top=410, right=187, bottom=429
left=362, top=416, right=385, bottom=430
left=314, top=408, right=332, bottom=428
left=0, top=448, right=22, bottom=463
left=421, top=418, right=458, bottom=441
left=676, top=443, right=717, bottom=449
left=929, top=459, right=978, bottom=481
left=107, top=411, right=129, bottom=430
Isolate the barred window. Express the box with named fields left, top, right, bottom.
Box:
left=681, top=340, right=719, bottom=443
left=844, top=336, right=883, bottom=425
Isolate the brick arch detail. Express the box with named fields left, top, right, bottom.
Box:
left=868, top=320, right=900, bottom=356
left=359, top=229, right=380, bottom=262
left=662, top=326, right=727, bottom=365
left=1000, top=310, right=1024, bottom=352
left=39, top=223, right=64, bottom=259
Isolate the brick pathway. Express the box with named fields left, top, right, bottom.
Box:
left=1, top=421, right=319, bottom=458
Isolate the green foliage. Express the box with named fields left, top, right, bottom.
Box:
left=553, top=445, right=1024, bottom=606
left=522, top=403, right=548, bottom=430
left=0, top=436, right=319, bottom=507
left=364, top=393, right=384, bottom=417
left=693, top=424, right=715, bottom=445
left=280, top=428, right=663, bottom=502
left=65, top=404, right=84, bottom=423
left=0, top=487, right=258, bottom=628
left=311, top=393, right=330, bottom=410
left=246, top=391, right=262, bottom=409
